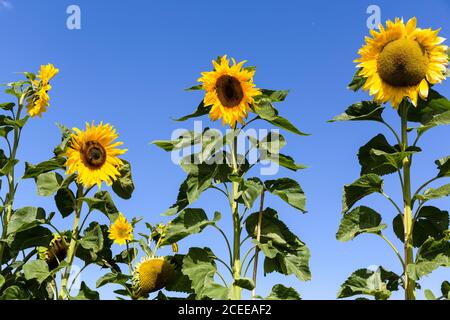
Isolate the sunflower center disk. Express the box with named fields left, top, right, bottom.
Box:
left=377, top=39, right=429, bottom=87
left=216, top=75, right=244, bottom=108
left=82, top=141, right=107, bottom=169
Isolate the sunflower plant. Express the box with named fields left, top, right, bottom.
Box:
left=331, top=17, right=450, bottom=300
left=7, top=120, right=136, bottom=300
left=0, top=64, right=68, bottom=299
left=153, top=55, right=310, bottom=300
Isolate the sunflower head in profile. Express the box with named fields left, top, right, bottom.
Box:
left=108, top=212, right=133, bottom=245
left=38, top=234, right=68, bottom=270
left=26, top=63, right=59, bottom=118
left=64, top=121, right=127, bottom=188
left=355, top=17, right=448, bottom=108
left=198, top=55, right=261, bottom=127
left=132, top=257, right=175, bottom=298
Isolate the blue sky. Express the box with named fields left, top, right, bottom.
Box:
left=0, top=0, right=449, bottom=299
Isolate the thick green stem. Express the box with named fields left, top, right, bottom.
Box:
left=59, top=185, right=84, bottom=300
left=230, top=130, right=242, bottom=300
left=0, top=94, right=25, bottom=271
left=251, top=190, right=265, bottom=299
left=401, top=103, right=415, bottom=300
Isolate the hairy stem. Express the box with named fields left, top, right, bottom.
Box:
left=400, top=103, right=415, bottom=300
left=59, top=184, right=84, bottom=299
left=251, top=190, right=265, bottom=299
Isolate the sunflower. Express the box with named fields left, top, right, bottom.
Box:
left=198, top=55, right=261, bottom=127
left=355, top=17, right=448, bottom=108
left=38, top=234, right=68, bottom=270
left=65, top=122, right=127, bottom=188
left=26, top=63, right=59, bottom=117
left=108, top=213, right=133, bottom=245
left=132, top=257, right=175, bottom=297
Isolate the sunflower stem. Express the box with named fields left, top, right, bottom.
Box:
left=251, top=190, right=265, bottom=299
left=0, top=93, right=25, bottom=271
left=59, top=184, right=84, bottom=300
left=400, top=102, right=415, bottom=300
left=230, top=129, right=242, bottom=300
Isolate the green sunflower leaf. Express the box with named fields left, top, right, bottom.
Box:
left=152, top=130, right=204, bottom=152
left=237, top=177, right=263, bottom=209
left=22, top=157, right=67, bottom=179
left=405, top=90, right=450, bottom=124
left=417, top=110, right=450, bottom=135
left=358, top=134, right=421, bottom=176
left=6, top=226, right=53, bottom=251
left=337, top=267, right=400, bottom=300
left=266, top=284, right=301, bottom=300
left=436, top=156, right=450, bottom=178
left=441, top=280, right=450, bottom=298
left=185, top=84, right=203, bottom=91
left=245, top=208, right=311, bottom=281
left=260, top=89, right=290, bottom=102
left=74, top=282, right=100, bottom=300
left=415, top=183, right=450, bottom=202
left=0, top=285, right=29, bottom=300
left=54, top=188, right=75, bottom=218
left=79, top=222, right=104, bottom=254
left=393, top=206, right=448, bottom=247
left=347, top=68, right=367, bottom=92
left=264, top=178, right=306, bottom=213
left=161, top=209, right=220, bottom=245
left=96, top=272, right=131, bottom=289
left=7, top=206, right=46, bottom=235
left=233, top=278, right=255, bottom=290
left=342, top=174, right=384, bottom=213
left=329, top=101, right=384, bottom=122
left=23, top=260, right=50, bottom=284
left=83, top=191, right=120, bottom=223
left=36, top=172, right=64, bottom=197
left=112, top=160, right=134, bottom=200
left=0, top=102, right=15, bottom=111
left=336, top=206, right=386, bottom=242
left=182, top=247, right=229, bottom=299
left=407, top=235, right=450, bottom=281
left=173, top=101, right=211, bottom=122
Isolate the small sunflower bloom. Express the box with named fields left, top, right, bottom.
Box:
left=132, top=257, right=175, bottom=297
left=355, top=17, right=448, bottom=108
left=108, top=213, right=133, bottom=245
left=198, top=55, right=261, bottom=127
left=64, top=121, right=127, bottom=188
left=26, top=63, right=59, bottom=117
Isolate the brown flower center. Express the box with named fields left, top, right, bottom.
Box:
left=215, top=75, right=244, bottom=108
left=82, top=140, right=106, bottom=169
left=377, top=39, right=429, bottom=87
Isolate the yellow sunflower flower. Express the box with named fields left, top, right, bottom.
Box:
left=355, top=17, right=448, bottom=108
left=26, top=63, right=59, bottom=117
left=198, top=55, right=261, bottom=127
left=65, top=121, right=127, bottom=188
left=132, top=257, right=175, bottom=297
left=108, top=213, right=133, bottom=245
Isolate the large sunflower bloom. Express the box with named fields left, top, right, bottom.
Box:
left=132, top=257, right=175, bottom=297
left=355, top=17, right=448, bottom=108
left=65, top=122, right=127, bottom=188
left=108, top=213, right=133, bottom=245
left=198, top=55, right=261, bottom=127
left=26, top=63, right=59, bottom=117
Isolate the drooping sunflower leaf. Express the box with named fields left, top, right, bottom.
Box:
left=264, top=178, right=306, bottom=213
left=112, top=160, right=134, bottom=200
left=54, top=188, right=75, bottom=218
left=417, top=109, right=450, bottom=135
left=342, top=174, right=384, bottom=213
left=393, top=206, right=448, bottom=247
left=83, top=191, right=120, bottom=223
left=152, top=130, right=204, bottom=152
left=260, top=89, right=290, bottom=102
left=329, top=101, right=384, bottom=123
left=441, top=280, right=450, bottom=298
left=0, top=285, right=29, bottom=300
left=233, top=278, right=255, bottom=290
left=435, top=156, right=450, bottom=178
left=238, top=177, right=263, bottom=209
left=266, top=284, right=301, bottom=300
left=6, top=226, right=53, bottom=251
left=337, top=267, right=400, bottom=300
left=79, top=222, right=104, bottom=254
left=7, top=207, right=46, bottom=235
left=74, top=282, right=100, bottom=300
left=36, top=172, right=63, bottom=197
left=23, top=260, right=50, bottom=284
left=181, top=247, right=229, bottom=299
left=245, top=208, right=311, bottom=281
left=336, top=206, right=386, bottom=242
left=405, top=90, right=450, bottom=124
left=96, top=272, right=131, bottom=289
left=358, top=134, right=420, bottom=176
left=347, top=68, right=367, bottom=92
left=161, top=209, right=220, bottom=245
left=407, top=235, right=450, bottom=280
left=0, top=102, right=15, bottom=111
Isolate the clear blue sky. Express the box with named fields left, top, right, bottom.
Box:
left=0, top=0, right=448, bottom=299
